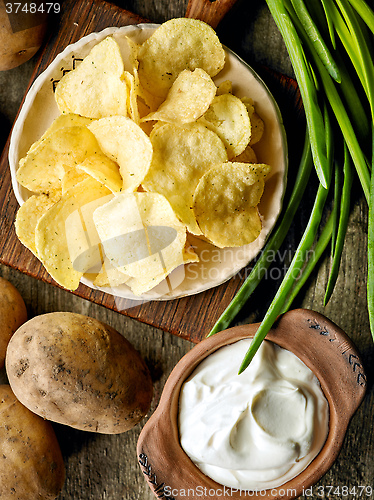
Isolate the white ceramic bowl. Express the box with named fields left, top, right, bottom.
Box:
left=9, top=24, right=287, bottom=301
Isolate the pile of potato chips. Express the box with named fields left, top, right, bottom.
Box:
left=15, top=18, right=271, bottom=296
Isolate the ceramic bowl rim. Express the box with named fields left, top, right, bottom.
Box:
left=137, top=309, right=367, bottom=499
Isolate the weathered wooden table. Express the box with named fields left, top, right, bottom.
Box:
left=0, top=1, right=372, bottom=499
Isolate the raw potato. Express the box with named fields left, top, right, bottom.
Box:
left=6, top=312, right=153, bottom=434
left=0, top=277, right=27, bottom=368
left=0, top=8, right=48, bottom=71
left=0, top=385, right=65, bottom=500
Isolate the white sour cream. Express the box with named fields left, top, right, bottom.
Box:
left=178, top=339, right=329, bottom=491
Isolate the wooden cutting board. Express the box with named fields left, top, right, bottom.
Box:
left=0, top=0, right=303, bottom=343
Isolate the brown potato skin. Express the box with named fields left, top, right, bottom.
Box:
left=0, top=277, right=27, bottom=369
left=6, top=312, right=153, bottom=433
left=0, top=7, right=48, bottom=71
left=0, top=385, right=65, bottom=500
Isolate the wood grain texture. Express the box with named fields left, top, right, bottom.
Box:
left=185, top=0, right=240, bottom=28
left=0, top=0, right=372, bottom=499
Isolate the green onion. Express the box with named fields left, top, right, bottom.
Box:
left=324, top=0, right=367, bottom=92
left=320, top=0, right=337, bottom=48
left=280, top=105, right=335, bottom=313
left=286, top=0, right=371, bottom=201
left=333, top=50, right=371, bottom=147
left=209, top=0, right=374, bottom=373
left=324, top=144, right=353, bottom=304
left=319, top=67, right=370, bottom=201
left=331, top=162, right=342, bottom=256
left=368, top=130, right=374, bottom=341
left=265, top=0, right=330, bottom=188
left=290, top=0, right=341, bottom=82
left=308, top=1, right=371, bottom=144
left=238, top=181, right=330, bottom=374
left=335, top=0, right=374, bottom=119
left=207, top=130, right=313, bottom=336
left=211, top=0, right=374, bottom=372
left=281, top=212, right=333, bottom=313
left=347, top=0, right=374, bottom=40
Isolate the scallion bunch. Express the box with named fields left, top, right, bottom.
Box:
left=208, top=0, right=374, bottom=373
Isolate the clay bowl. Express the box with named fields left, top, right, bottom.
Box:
left=137, top=309, right=367, bottom=499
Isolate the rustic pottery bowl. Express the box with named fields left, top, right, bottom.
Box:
left=9, top=23, right=287, bottom=301
left=137, top=309, right=367, bottom=499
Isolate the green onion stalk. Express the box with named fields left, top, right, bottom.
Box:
left=207, top=0, right=374, bottom=370
left=207, top=129, right=313, bottom=336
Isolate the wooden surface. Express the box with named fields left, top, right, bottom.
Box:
left=185, top=0, right=240, bottom=28
left=0, top=0, right=373, bottom=499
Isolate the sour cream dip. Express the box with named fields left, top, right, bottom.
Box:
left=178, top=339, right=329, bottom=491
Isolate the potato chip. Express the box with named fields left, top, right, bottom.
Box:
left=126, top=264, right=183, bottom=297
left=88, top=116, right=152, bottom=192
left=192, top=162, right=271, bottom=248
left=125, top=35, right=139, bottom=72
left=92, top=257, right=130, bottom=288
left=124, top=36, right=163, bottom=112
left=216, top=79, right=233, bottom=95
left=123, top=71, right=140, bottom=124
left=62, top=167, right=90, bottom=194
left=249, top=112, right=265, bottom=146
left=242, top=97, right=265, bottom=145
left=241, top=96, right=255, bottom=115
left=35, top=177, right=111, bottom=290
left=55, top=36, right=128, bottom=118
left=137, top=99, right=155, bottom=136
left=70, top=193, right=115, bottom=275
left=183, top=241, right=200, bottom=264
left=142, top=123, right=228, bottom=234
left=29, top=113, right=95, bottom=154
left=138, top=82, right=164, bottom=112
left=233, top=144, right=258, bottom=163
left=93, top=193, right=148, bottom=272
left=77, top=154, right=123, bottom=193
left=126, top=273, right=168, bottom=296
left=198, top=93, right=251, bottom=159
left=137, top=18, right=225, bottom=100
left=16, top=126, right=102, bottom=194
left=126, top=243, right=198, bottom=296
left=15, top=192, right=60, bottom=256
left=141, top=69, right=216, bottom=125
left=93, top=192, right=187, bottom=281
left=13, top=19, right=274, bottom=297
